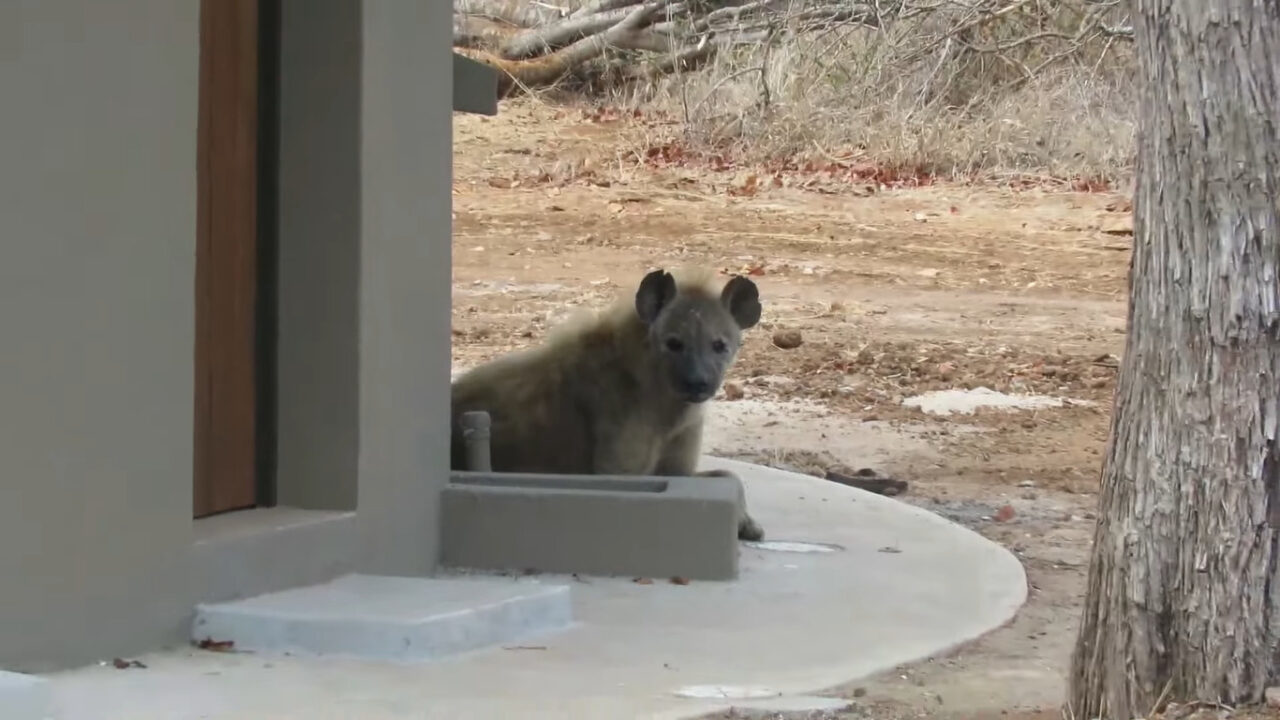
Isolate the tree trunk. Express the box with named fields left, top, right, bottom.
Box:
left=1067, top=2, right=1280, bottom=718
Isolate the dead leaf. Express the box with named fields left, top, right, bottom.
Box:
left=633, top=577, right=654, bottom=585
left=670, top=576, right=690, bottom=586
left=994, top=504, right=1016, bottom=522
left=111, top=657, right=147, bottom=669
left=195, top=638, right=236, bottom=653
left=728, top=173, right=760, bottom=197
left=487, top=177, right=514, bottom=189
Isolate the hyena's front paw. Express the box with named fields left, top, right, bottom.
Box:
left=738, top=513, right=764, bottom=542
left=697, top=469, right=764, bottom=541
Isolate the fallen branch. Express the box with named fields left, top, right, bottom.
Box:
left=570, top=0, right=644, bottom=18
left=459, top=1, right=672, bottom=95
left=502, top=3, right=688, bottom=58
left=825, top=468, right=909, bottom=497
left=625, top=32, right=719, bottom=78
left=454, top=15, right=525, bottom=49
left=454, top=0, right=565, bottom=28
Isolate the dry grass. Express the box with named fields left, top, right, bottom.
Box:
left=611, top=0, right=1137, bottom=183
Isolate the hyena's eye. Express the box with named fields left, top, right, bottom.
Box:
left=665, top=337, right=685, bottom=352
left=711, top=339, right=727, bottom=354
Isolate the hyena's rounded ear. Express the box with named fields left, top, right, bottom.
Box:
left=635, top=269, right=677, bottom=325
left=721, top=275, right=762, bottom=329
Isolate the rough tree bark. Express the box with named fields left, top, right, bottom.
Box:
left=1067, top=2, right=1280, bottom=718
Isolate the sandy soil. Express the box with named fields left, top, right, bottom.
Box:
left=450, top=99, right=1142, bottom=719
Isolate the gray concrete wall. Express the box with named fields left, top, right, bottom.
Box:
left=0, top=0, right=201, bottom=670
left=0, top=0, right=453, bottom=671
left=274, top=0, right=362, bottom=512
left=355, top=0, right=453, bottom=576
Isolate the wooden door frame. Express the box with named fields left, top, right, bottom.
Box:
left=193, top=0, right=279, bottom=518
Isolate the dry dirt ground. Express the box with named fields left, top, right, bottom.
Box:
left=450, top=99, right=1141, bottom=719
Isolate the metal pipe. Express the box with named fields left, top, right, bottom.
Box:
left=459, top=410, right=492, bottom=472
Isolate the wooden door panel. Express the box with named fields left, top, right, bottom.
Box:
left=194, top=0, right=259, bottom=518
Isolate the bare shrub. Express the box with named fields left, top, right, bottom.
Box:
left=455, top=0, right=1138, bottom=182
left=627, top=2, right=1135, bottom=181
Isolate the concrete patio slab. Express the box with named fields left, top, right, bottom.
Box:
left=192, top=574, right=573, bottom=662
left=43, top=457, right=1027, bottom=720
left=0, top=670, right=52, bottom=720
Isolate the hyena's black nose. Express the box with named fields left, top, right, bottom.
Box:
left=682, top=379, right=712, bottom=397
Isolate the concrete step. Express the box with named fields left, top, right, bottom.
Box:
left=0, top=671, right=52, bottom=720
left=191, top=573, right=572, bottom=662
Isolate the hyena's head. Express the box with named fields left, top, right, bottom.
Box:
left=634, top=268, right=762, bottom=404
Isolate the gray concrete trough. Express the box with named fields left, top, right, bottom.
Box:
left=442, top=471, right=742, bottom=580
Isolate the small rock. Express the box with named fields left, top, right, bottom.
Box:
left=1017, top=480, right=1036, bottom=488
left=771, top=329, right=803, bottom=349
left=752, top=375, right=797, bottom=389
left=852, top=687, right=867, bottom=698
left=1265, top=686, right=1280, bottom=707
left=1101, top=215, right=1134, bottom=235
left=722, top=382, right=745, bottom=400
left=994, top=504, right=1016, bottom=522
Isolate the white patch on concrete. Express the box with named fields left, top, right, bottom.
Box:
left=0, top=670, right=52, bottom=720
left=744, top=540, right=841, bottom=554
left=673, top=685, right=782, bottom=700
left=902, top=386, right=1082, bottom=416
left=730, top=694, right=856, bottom=716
